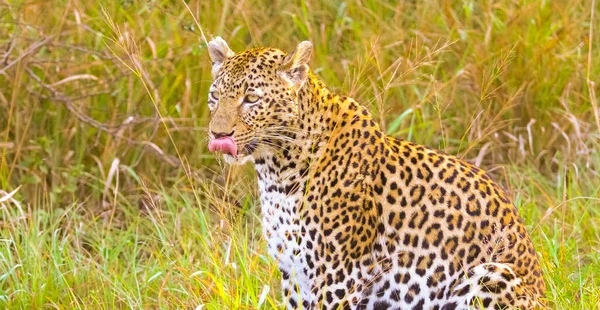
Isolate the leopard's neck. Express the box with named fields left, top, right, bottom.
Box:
left=252, top=71, right=385, bottom=236
left=252, top=71, right=363, bottom=186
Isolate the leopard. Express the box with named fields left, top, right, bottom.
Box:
left=205, top=37, right=546, bottom=309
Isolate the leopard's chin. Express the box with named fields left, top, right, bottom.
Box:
left=219, top=138, right=258, bottom=165
left=223, top=153, right=253, bottom=165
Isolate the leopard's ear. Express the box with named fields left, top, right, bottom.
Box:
left=208, top=37, right=235, bottom=78
left=279, top=41, right=313, bottom=89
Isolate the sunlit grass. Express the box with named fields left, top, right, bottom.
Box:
left=0, top=185, right=280, bottom=309
left=0, top=0, right=599, bottom=309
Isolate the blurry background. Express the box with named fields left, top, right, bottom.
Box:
left=0, top=0, right=598, bottom=308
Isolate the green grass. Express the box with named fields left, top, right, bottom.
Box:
left=0, top=0, right=599, bottom=308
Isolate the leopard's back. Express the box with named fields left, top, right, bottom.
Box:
left=296, top=123, right=545, bottom=309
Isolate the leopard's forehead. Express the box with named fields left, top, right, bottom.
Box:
left=215, top=47, right=287, bottom=88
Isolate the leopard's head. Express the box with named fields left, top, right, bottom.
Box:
left=206, top=37, right=312, bottom=164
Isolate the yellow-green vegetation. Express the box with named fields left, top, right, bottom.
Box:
left=0, top=0, right=599, bottom=309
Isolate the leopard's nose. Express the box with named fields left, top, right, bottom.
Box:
left=211, top=130, right=235, bottom=139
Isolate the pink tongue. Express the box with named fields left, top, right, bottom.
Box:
left=208, top=137, right=238, bottom=156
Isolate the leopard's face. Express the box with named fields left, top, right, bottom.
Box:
left=206, top=38, right=312, bottom=164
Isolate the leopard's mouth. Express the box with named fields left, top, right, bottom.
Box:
left=220, top=138, right=258, bottom=165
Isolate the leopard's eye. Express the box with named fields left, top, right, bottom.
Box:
left=209, top=91, right=220, bottom=100
left=244, top=94, right=260, bottom=104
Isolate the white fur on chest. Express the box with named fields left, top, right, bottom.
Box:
left=256, top=173, right=312, bottom=302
